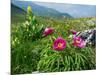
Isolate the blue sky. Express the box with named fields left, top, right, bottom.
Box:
left=34, top=2, right=96, bottom=18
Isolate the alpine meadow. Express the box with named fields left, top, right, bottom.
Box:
left=11, top=1, right=96, bottom=74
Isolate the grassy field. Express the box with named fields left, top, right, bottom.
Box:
left=11, top=6, right=96, bottom=74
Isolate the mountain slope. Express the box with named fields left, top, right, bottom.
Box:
left=11, top=1, right=72, bottom=18
left=11, top=3, right=26, bottom=16
left=11, top=3, right=26, bottom=23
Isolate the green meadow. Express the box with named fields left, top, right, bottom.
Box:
left=11, top=6, right=96, bottom=74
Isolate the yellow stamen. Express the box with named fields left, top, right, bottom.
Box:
left=58, top=43, right=63, bottom=48
left=76, top=40, right=80, bottom=43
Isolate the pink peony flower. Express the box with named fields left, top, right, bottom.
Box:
left=53, top=37, right=67, bottom=51
left=73, top=36, right=86, bottom=48
left=70, top=29, right=77, bottom=35
left=43, top=27, right=54, bottom=36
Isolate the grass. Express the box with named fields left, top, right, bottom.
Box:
left=11, top=6, right=96, bottom=74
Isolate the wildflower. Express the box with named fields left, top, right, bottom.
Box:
left=43, top=27, right=54, bottom=36
left=73, top=36, right=86, bottom=48
left=53, top=37, right=66, bottom=51
left=27, top=6, right=32, bottom=14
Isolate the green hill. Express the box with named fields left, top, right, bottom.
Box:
left=11, top=3, right=26, bottom=24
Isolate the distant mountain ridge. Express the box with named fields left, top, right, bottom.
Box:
left=11, top=3, right=26, bottom=16
left=11, top=1, right=72, bottom=18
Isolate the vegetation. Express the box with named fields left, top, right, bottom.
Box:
left=11, top=6, right=96, bottom=74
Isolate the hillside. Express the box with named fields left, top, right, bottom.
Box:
left=11, top=1, right=72, bottom=18
left=11, top=5, right=96, bottom=74
left=11, top=3, right=26, bottom=23
left=11, top=16, right=96, bottom=74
